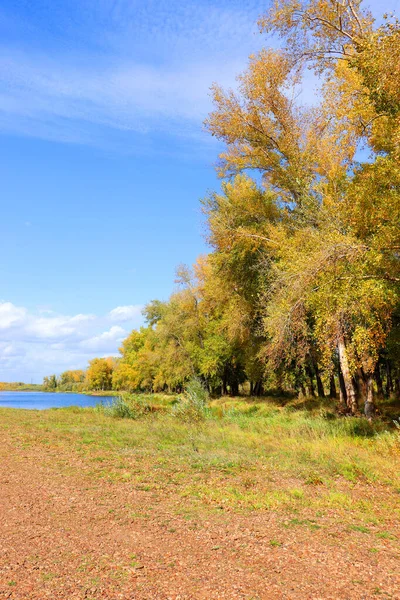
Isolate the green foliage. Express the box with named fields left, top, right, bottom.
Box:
left=58, top=370, right=86, bottom=392
left=102, top=394, right=152, bottom=420
left=173, top=378, right=210, bottom=423
left=86, top=358, right=114, bottom=391
left=0, top=382, right=43, bottom=392
left=41, top=0, right=400, bottom=415
left=3, top=394, right=400, bottom=518
left=43, top=374, right=58, bottom=391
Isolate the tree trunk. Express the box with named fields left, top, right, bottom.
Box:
left=315, top=367, right=325, bottom=398
left=364, top=375, right=376, bottom=420
left=356, top=368, right=368, bottom=403
left=386, top=360, right=393, bottom=397
left=338, top=367, right=347, bottom=411
left=254, top=380, right=264, bottom=397
left=374, top=364, right=384, bottom=400
left=250, top=381, right=254, bottom=396
left=311, top=356, right=325, bottom=398
left=329, top=375, right=337, bottom=399
left=394, top=373, right=400, bottom=399
left=222, top=370, right=228, bottom=396
left=230, top=381, right=239, bottom=396
left=337, top=334, right=358, bottom=414
left=305, top=366, right=316, bottom=398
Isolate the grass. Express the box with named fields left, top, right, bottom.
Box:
left=1, top=394, right=400, bottom=528
left=0, top=382, right=44, bottom=391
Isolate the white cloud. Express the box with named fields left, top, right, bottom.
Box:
left=0, top=342, right=23, bottom=358
left=80, top=325, right=126, bottom=351
left=26, top=314, right=95, bottom=340
left=0, top=301, right=143, bottom=382
left=109, top=305, right=142, bottom=322
left=0, top=302, right=27, bottom=330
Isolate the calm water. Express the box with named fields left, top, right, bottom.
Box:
left=0, top=391, right=114, bottom=410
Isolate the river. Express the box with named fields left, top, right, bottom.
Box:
left=0, top=391, right=114, bottom=410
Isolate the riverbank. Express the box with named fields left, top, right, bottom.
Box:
left=0, top=383, right=43, bottom=392
left=0, top=385, right=120, bottom=396
left=1, top=396, right=400, bottom=598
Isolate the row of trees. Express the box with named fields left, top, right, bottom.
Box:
left=44, top=0, right=400, bottom=415
left=43, top=359, right=114, bottom=392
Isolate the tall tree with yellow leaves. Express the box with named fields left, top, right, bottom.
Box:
left=205, top=0, right=400, bottom=413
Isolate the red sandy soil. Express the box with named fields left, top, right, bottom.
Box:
left=1, top=438, right=400, bottom=599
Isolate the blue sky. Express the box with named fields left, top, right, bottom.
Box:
left=0, top=0, right=398, bottom=382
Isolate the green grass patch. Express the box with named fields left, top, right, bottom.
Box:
left=1, top=394, right=400, bottom=526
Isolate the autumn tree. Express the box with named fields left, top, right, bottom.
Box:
left=43, top=374, right=58, bottom=391
left=70, top=1, right=399, bottom=413
left=202, top=176, right=277, bottom=393
left=59, top=369, right=85, bottom=391
left=112, top=328, right=154, bottom=392
left=86, top=358, right=113, bottom=391
left=205, top=0, right=400, bottom=413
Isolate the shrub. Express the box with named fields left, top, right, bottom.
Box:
left=173, top=378, right=209, bottom=423
left=102, top=394, right=151, bottom=419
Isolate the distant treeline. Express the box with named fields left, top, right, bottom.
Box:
left=42, top=362, right=115, bottom=393
left=44, top=0, right=400, bottom=416
left=0, top=382, right=43, bottom=392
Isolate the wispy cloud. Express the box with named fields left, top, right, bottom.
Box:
left=0, top=0, right=396, bottom=149
left=0, top=0, right=264, bottom=148
left=0, top=51, right=240, bottom=128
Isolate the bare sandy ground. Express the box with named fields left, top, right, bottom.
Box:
left=1, top=436, right=400, bottom=599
